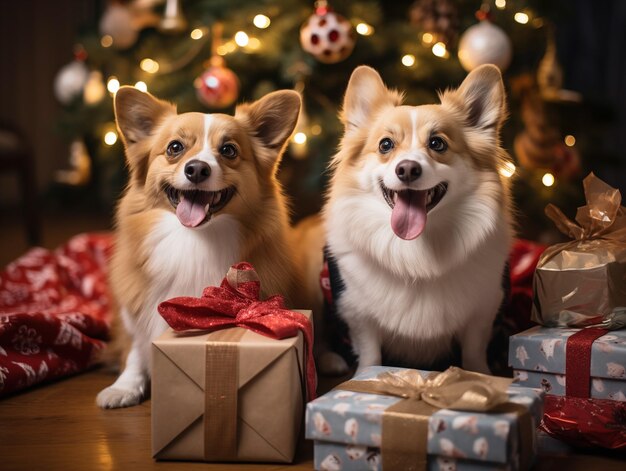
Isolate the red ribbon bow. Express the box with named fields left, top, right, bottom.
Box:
left=158, top=262, right=316, bottom=400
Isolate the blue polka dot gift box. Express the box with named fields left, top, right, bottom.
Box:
left=305, top=366, right=544, bottom=470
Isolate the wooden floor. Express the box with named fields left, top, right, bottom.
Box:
left=0, top=368, right=624, bottom=471
left=1, top=212, right=625, bottom=470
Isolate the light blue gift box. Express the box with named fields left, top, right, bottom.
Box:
left=306, top=366, right=544, bottom=471
left=509, top=326, right=626, bottom=401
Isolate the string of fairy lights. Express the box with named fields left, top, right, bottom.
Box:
left=95, top=0, right=573, bottom=190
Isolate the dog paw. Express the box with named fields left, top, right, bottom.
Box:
left=318, top=351, right=350, bottom=376
left=96, top=385, right=145, bottom=409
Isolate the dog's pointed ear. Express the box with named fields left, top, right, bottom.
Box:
left=341, top=66, right=403, bottom=135
left=235, top=90, right=301, bottom=169
left=114, top=86, right=176, bottom=146
left=441, top=64, right=506, bottom=135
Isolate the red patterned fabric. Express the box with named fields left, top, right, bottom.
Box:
left=0, top=233, right=113, bottom=397
left=158, top=262, right=317, bottom=400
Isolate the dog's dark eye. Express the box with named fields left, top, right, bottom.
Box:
left=378, top=138, right=394, bottom=154
left=166, top=140, right=184, bottom=157
left=428, top=136, right=447, bottom=153
left=219, top=143, right=238, bottom=159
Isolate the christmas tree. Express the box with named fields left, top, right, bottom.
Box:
left=53, top=0, right=603, bottom=240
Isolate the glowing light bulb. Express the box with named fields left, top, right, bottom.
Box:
left=432, top=42, right=448, bottom=58
left=253, top=14, right=270, bottom=29
left=134, top=81, right=148, bottom=92
left=101, top=35, right=113, bottom=48
left=104, top=131, right=118, bottom=146
left=190, top=28, right=204, bottom=40
left=107, top=77, right=120, bottom=94
left=247, top=37, right=261, bottom=50
left=495, top=0, right=506, bottom=9
left=515, top=12, right=530, bottom=24
left=293, top=132, right=307, bottom=144
left=235, top=31, right=249, bottom=47
left=564, top=135, right=576, bottom=147
left=356, top=23, right=374, bottom=36
left=542, top=172, right=555, bottom=187
left=422, top=32, right=434, bottom=44
left=401, top=54, right=416, bottom=67
left=499, top=162, right=516, bottom=178
left=140, top=58, right=159, bottom=74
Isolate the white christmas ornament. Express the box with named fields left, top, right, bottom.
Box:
left=300, top=10, right=356, bottom=64
left=54, top=60, right=89, bottom=105
left=99, top=4, right=139, bottom=49
left=458, top=20, right=512, bottom=72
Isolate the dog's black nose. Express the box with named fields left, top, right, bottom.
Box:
left=395, top=160, right=422, bottom=182
left=184, top=160, right=211, bottom=184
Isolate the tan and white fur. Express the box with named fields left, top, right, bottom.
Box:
left=322, top=65, right=513, bottom=374
left=97, top=87, right=302, bottom=408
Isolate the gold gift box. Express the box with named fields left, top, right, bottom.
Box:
left=531, top=173, right=626, bottom=328
left=151, top=310, right=310, bottom=463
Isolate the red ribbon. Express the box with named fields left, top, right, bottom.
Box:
left=565, top=327, right=609, bottom=398
left=158, top=262, right=317, bottom=400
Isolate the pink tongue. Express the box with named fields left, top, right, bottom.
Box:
left=176, top=192, right=211, bottom=228
left=391, top=190, right=427, bottom=240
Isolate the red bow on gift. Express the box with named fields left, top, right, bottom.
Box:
left=158, top=262, right=316, bottom=400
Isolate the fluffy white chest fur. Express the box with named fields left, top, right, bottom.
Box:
left=334, top=224, right=508, bottom=365
left=126, top=212, right=241, bottom=340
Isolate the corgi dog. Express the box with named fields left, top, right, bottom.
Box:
left=322, top=65, right=513, bottom=374
left=97, top=87, right=302, bottom=408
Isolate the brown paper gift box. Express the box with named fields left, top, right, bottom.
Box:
left=151, top=310, right=311, bottom=463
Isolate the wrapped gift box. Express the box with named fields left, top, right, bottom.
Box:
left=151, top=310, right=311, bottom=463
left=509, top=326, right=626, bottom=401
left=306, top=366, right=544, bottom=471
left=531, top=173, right=626, bottom=329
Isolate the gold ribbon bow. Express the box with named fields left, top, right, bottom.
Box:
left=544, top=172, right=626, bottom=242
left=337, top=367, right=532, bottom=471
left=341, top=367, right=512, bottom=411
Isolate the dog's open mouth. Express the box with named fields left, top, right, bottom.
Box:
left=164, top=185, right=235, bottom=228
left=380, top=181, right=448, bottom=240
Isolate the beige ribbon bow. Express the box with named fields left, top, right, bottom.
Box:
left=341, top=366, right=513, bottom=411
left=545, top=172, right=626, bottom=241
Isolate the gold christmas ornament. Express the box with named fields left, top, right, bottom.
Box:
left=537, top=26, right=582, bottom=103
left=55, top=140, right=91, bottom=186
left=83, top=71, right=106, bottom=105
left=159, top=0, right=187, bottom=34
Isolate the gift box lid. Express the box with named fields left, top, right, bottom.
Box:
left=305, top=366, right=543, bottom=466
left=508, top=326, right=626, bottom=381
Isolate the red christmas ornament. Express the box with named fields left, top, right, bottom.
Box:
left=195, top=59, right=239, bottom=109
left=300, top=1, right=355, bottom=64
